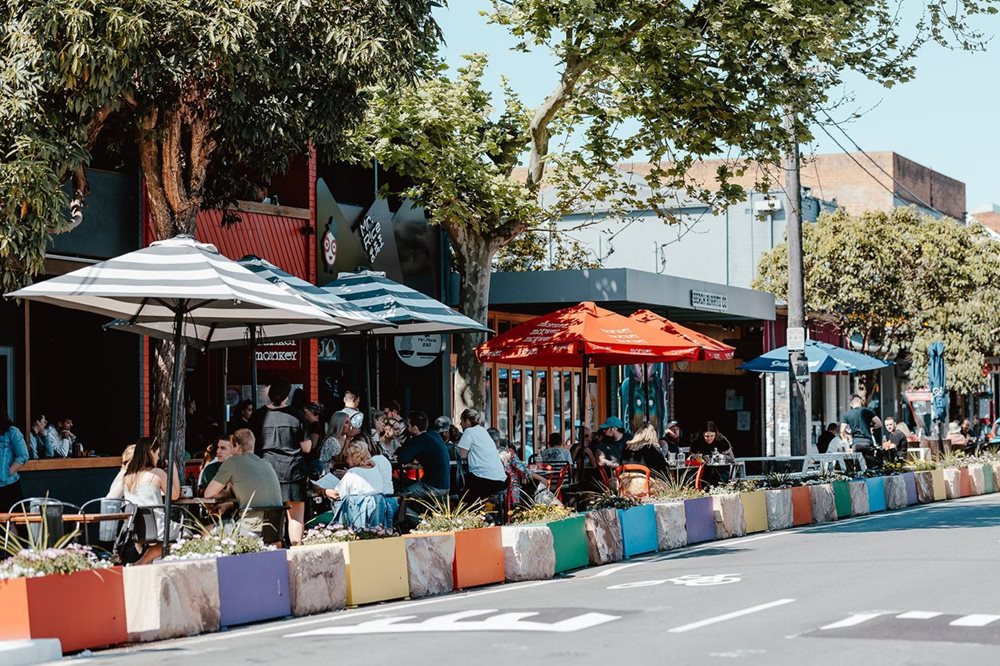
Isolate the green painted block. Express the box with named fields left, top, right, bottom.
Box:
left=547, top=515, right=589, bottom=573
left=832, top=481, right=852, bottom=519
left=984, top=464, right=995, bottom=494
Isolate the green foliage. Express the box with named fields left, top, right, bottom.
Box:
left=935, top=449, right=968, bottom=469
left=586, top=485, right=640, bottom=510
left=510, top=503, right=575, bottom=525
left=0, top=509, right=108, bottom=580
left=760, top=473, right=802, bottom=489
left=412, top=496, right=489, bottom=533
left=646, top=469, right=706, bottom=501
left=708, top=480, right=759, bottom=496
left=755, top=208, right=1000, bottom=393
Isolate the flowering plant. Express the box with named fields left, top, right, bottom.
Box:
left=412, top=496, right=489, bottom=533
left=0, top=509, right=110, bottom=580
left=301, top=523, right=396, bottom=545
left=510, top=503, right=574, bottom=525
left=165, top=533, right=268, bottom=561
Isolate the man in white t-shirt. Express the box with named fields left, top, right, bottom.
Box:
left=457, top=408, right=507, bottom=504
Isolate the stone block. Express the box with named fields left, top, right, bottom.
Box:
left=913, top=471, right=935, bottom=504
left=943, top=468, right=962, bottom=500
left=585, top=508, right=623, bottom=565
left=286, top=544, right=347, bottom=616
left=653, top=501, right=687, bottom=550
left=968, top=464, right=986, bottom=496
left=848, top=481, right=869, bottom=516
left=501, top=525, right=555, bottom=582
left=884, top=475, right=907, bottom=510
left=764, top=489, right=793, bottom=531
left=402, top=532, right=454, bottom=598
left=124, top=560, right=220, bottom=643
left=808, top=484, right=836, bottom=523
left=712, top=493, right=745, bottom=539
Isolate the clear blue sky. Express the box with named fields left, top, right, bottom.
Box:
left=433, top=2, right=999, bottom=212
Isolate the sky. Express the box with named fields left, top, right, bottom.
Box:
left=432, top=2, right=1000, bottom=212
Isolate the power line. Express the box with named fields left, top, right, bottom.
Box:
left=818, top=113, right=947, bottom=218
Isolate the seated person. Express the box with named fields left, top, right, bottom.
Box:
left=397, top=410, right=451, bottom=498
left=595, top=417, right=627, bottom=468
left=539, top=432, right=573, bottom=465
left=490, top=429, right=549, bottom=506
left=106, top=444, right=136, bottom=499
left=204, top=429, right=284, bottom=537
left=315, top=442, right=397, bottom=529
left=369, top=440, right=395, bottom=495
left=621, top=424, right=669, bottom=477
left=689, top=421, right=736, bottom=463
left=316, top=441, right=384, bottom=502
left=198, top=435, right=235, bottom=492
left=659, top=421, right=682, bottom=459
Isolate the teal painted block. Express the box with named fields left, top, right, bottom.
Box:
left=983, top=464, right=995, bottom=494
left=832, top=481, right=852, bottom=518
left=864, top=476, right=886, bottom=512
left=618, top=505, right=658, bottom=557
left=547, top=515, right=589, bottom=573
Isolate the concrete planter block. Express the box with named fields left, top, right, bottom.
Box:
left=332, top=537, right=409, bottom=606
left=285, top=545, right=347, bottom=616
left=884, top=475, right=907, bottom=510
left=124, top=560, right=220, bottom=643
left=740, top=491, right=768, bottom=534
left=913, top=471, right=935, bottom=504
left=764, top=489, right=793, bottom=531
left=990, top=464, right=1000, bottom=494
left=712, top=493, right=745, bottom=539
left=931, top=469, right=947, bottom=501
left=402, top=533, right=454, bottom=598
left=584, top=508, right=624, bottom=565
left=217, top=550, right=291, bottom=627
left=501, top=525, right=555, bottom=582
left=864, top=477, right=887, bottom=512
left=943, top=468, right=962, bottom=500
left=902, top=472, right=919, bottom=506
left=684, top=496, right=716, bottom=544
left=652, top=501, right=687, bottom=550
left=453, top=526, right=505, bottom=589
left=959, top=467, right=972, bottom=497
left=968, top=464, right=986, bottom=495
left=848, top=481, right=869, bottom=516
left=983, top=464, right=995, bottom=494
left=790, top=486, right=813, bottom=526
left=808, top=484, right=836, bottom=523
left=831, top=481, right=852, bottom=518
left=547, top=515, right=590, bottom=573
left=618, top=505, right=658, bottom=557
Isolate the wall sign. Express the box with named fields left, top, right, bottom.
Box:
left=394, top=334, right=443, bottom=368
left=690, top=290, right=728, bottom=311
left=255, top=340, right=300, bottom=368
left=322, top=219, right=338, bottom=270
left=318, top=338, right=340, bottom=363
left=358, top=215, right=385, bottom=263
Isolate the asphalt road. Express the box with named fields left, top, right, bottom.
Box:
left=70, top=492, right=1000, bottom=666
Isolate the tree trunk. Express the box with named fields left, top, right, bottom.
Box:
left=152, top=340, right=186, bottom=455
left=446, top=222, right=500, bottom=419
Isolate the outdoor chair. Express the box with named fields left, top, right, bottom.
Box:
left=253, top=505, right=289, bottom=547
left=615, top=464, right=652, bottom=498
left=5, top=498, right=82, bottom=549
left=77, top=497, right=138, bottom=548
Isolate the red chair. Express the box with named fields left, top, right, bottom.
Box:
left=551, top=465, right=571, bottom=502
left=615, top=464, right=652, bottom=498
left=684, top=459, right=706, bottom=490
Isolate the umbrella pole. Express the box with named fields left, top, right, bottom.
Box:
left=363, top=331, right=373, bottom=431
left=162, top=307, right=185, bottom=557
left=375, top=338, right=382, bottom=411
left=643, top=363, right=650, bottom=424
left=250, top=325, right=259, bottom=409
left=222, top=347, right=229, bottom=436
left=581, top=354, right=589, bottom=439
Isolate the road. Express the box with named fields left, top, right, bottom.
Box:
left=76, top=492, right=1000, bottom=666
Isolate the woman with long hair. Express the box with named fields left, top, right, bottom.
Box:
left=622, top=423, right=669, bottom=476
left=317, top=411, right=354, bottom=475
left=689, top=421, right=736, bottom=462
left=0, top=405, right=29, bottom=511
left=123, top=437, right=180, bottom=564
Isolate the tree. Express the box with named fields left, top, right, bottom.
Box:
left=754, top=208, right=1000, bottom=393
left=2, top=0, right=440, bottom=444
left=358, top=0, right=996, bottom=414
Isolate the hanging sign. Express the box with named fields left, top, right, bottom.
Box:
left=394, top=334, right=443, bottom=368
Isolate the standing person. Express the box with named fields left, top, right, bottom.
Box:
left=457, top=409, right=507, bottom=504
left=397, top=411, right=451, bottom=498
left=843, top=395, right=882, bottom=467
left=123, top=437, right=181, bottom=564
left=250, top=378, right=312, bottom=545
left=228, top=399, right=254, bottom=433
left=883, top=416, right=908, bottom=461
left=0, top=406, right=29, bottom=510
left=302, top=402, right=325, bottom=454
left=340, top=390, right=362, bottom=419
left=817, top=422, right=839, bottom=454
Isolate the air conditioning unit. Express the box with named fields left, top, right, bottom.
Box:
left=753, top=198, right=782, bottom=212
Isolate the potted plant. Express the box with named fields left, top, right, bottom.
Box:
left=761, top=474, right=795, bottom=531
left=582, top=489, right=626, bottom=564
left=908, top=459, right=937, bottom=504
left=414, top=498, right=503, bottom=590
left=590, top=488, right=652, bottom=558
left=709, top=482, right=746, bottom=539
left=645, top=472, right=701, bottom=550
left=510, top=503, right=584, bottom=575
left=0, top=524, right=126, bottom=653
left=302, top=522, right=407, bottom=605
left=880, top=463, right=908, bottom=511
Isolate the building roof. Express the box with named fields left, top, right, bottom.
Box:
left=970, top=210, right=1000, bottom=237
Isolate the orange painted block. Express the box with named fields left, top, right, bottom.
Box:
left=959, top=467, right=972, bottom=497
left=0, top=567, right=127, bottom=653
left=790, top=486, right=813, bottom=526
left=452, top=526, right=504, bottom=589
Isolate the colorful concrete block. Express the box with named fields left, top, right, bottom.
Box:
left=547, top=515, right=590, bottom=572
left=831, top=481, right=852, bottom=518
left=790, top=486, right=813, bottom=526
left=931, top=468, right=947, bottom=501
left=333, top=537, right=410, bottom=606
left=902, top=472, right=918, bottom=506
left=864, top=476, right=887, bottom=512
left=217, top=550, right=291, bottom=627
left=740, top=491, right=768, bottom=534
left=684, top=496, right=716, bottom=544
left=959, top=467, right=972, bottom=497
left=453, top=527, right=505, bottom=589
left=984, top=463, right=996, bottom=494
left=618, top=504, right=658, bottom=557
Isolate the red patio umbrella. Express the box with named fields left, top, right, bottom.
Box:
left=628, top=309, right=735, bottom=361
left=476, top=302, right=700, bottom=433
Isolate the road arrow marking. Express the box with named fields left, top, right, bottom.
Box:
left=897, top=611, right=941, bottom=620
left=950, top=614, right=1000, bottom=627
left=286, top=610, right=621, bottom=636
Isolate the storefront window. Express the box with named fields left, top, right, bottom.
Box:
left=524, top=369, right=534, bottom=460
left=561, top=370, right=573, bottom=443
left=536, top=370, right=548, bottom=453
left=511, top=369, right=523, bottom=451
left=498, top=367, right=509, bottom=437
left=552, top=371, right=562, bottom=436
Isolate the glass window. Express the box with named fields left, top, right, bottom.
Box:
left=498, top=367, right=509, bottom=437
left=511, top=369, right=523, bottom=452
left=552, top=370, right=562, bottom=436
left=562, top=370, right=573, bottom=444
left=536, top=370, right=548, bottom=454
left=524, top=370, right=534, bottom=460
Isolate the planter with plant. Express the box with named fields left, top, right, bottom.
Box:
left=882, top=472, right=908, bottom=511
left=0, top=523, right=126, bottom=653
left=761, top=474, right=795, bottom=531
left=284, top=524, right=355, bottom=614
left=967, top=462, right=986, bottom=496
left=124, top=557, right=221, bottom=643
left=304, top=523, right=408, bottom=605
left=512, top=503, right=587, bottom=574
left=646, top=471, right=701, bottom=550
left=710, top=483, right=746, bottom=539
left=415, top=498, right=503, bottom=590
left=863, top=473, right=887, bottom=512
left=805, top=476, right=838, bottom=523
left=584, top=489, right=626, bottom=564
left=848, top=478, right=870, bottom=516
left=503, top=504, right=571, bottom=581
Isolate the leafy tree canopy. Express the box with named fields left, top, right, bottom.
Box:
left=754, top=208, right=1000, bottom=393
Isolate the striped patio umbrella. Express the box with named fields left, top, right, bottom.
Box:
left=5, top=235, right=340, bottom=553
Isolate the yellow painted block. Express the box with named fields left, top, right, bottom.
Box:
left=930, top=469, right=947, bottom=502
left=740, top=491, right=768, bottom=534
left=334, top=537, right=409, bottom=606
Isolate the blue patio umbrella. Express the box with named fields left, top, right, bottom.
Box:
left=739, top=340, right=892, bottom=374
left=928, top=341, right=947, bottom=422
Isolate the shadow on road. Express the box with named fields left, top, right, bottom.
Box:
left=806, top=502, right=1000, bottom=534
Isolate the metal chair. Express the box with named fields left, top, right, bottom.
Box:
left=5, top=498, right=82, bottom=549
left=77, top=497, right=138, bottom=547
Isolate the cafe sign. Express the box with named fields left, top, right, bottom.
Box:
left=256, top=340, right=301, bottom=368
left=690, top=290, right=728, bottom=312
left=394, top=334, right=443, bottom=368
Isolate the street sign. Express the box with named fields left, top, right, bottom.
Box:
left=786, top=327, right=805, bottom=352
left=286, top=609, right=621, bottom=636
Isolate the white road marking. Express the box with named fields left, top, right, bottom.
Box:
left=668, top=599, right=796, bottom=633
left=950, top=614, right=1000, bottom=627
left=591, top=563, right=641, bottom=577
left=607, top=580, right=668, bottom=590
left=819, top=612, right=885, bottom=630
left=667, top=573, right=741, bottom=586
left=897, top=611, right=942, bottom=620
left=286, top=609, right=621, bottom=636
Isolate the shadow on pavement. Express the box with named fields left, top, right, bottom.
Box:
left=806, top=502, right=1000, bottom=534
left=652, top=546, right=751, bottom=560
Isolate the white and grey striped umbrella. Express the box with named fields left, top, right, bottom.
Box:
left=322, top=270, right=491, bottom=335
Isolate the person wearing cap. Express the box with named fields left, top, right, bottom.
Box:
left=595, top=416, right=627, bottom=468
left=659, top=421, right=682, bottom=458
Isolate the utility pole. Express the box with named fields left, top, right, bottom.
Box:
left=784, top=111, right=809, bottom=456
